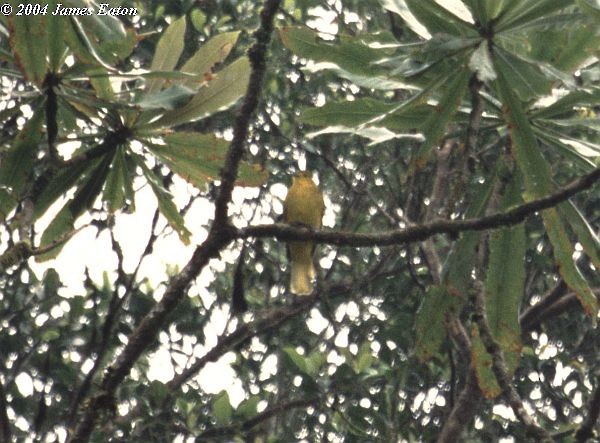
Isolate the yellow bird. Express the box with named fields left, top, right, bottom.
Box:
left=283, top=171, right=325, bottom=295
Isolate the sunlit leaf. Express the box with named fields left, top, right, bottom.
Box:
left=496, top=0, right=572, bottom=32
left=180, top=31, right=241, bottom=89
left=212, top=391, right=232, bottom=425
left=146, top=57, right=251, bottom=129
left=146, top=16, right=186, bottom=94
left=144, top=132, right=266, bottom=188
left=405, top=0, right=476, bottom=36
left=282, top=346, right=308, bottom=373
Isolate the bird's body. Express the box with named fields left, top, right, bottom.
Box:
left=283, top=171, right=325, bottom=295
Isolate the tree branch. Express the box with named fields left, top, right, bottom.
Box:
left=520, top=288, right=600, bottom=333
left=436, top=369, right=481, bottom=443
left=212, top=0, right=280, bottom=224
left=473, top=290, right=553, bottom=442
left=197, top=396, right=319, bottom=439
left=239, top=167, right=600, bottom=246
left=166, top=296, right=315, bottom=393
left=67, top=2, right=282, bottom=441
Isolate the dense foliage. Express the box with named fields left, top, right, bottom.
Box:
left=0, top=0, right=599, bottom=442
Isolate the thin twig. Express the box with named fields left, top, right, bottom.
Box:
left=197, top=396, right=319, bottom=439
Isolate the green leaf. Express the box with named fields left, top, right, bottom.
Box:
left=305, top=351, right=326, bottom=377
left=144, top=132, right=267, bottom=188
left=236, top=395, right=259, bottom=419
left=545, top=209, right=598, bottom=321
left=494, top=66, right=553, bottom=195
left=307, top=125, right=422, bottom=146
left=486, top=173, right=525, bottom=341
left=461, top=0, right=492, bottom=26
left=212, top=391, right=232, bottom=425
left=279, top=26, right=391, bottom=78
left=442, top=167, right=498, bottom=291
left=7, top=8, right=47, bottom=85
left=135, top=155, right=191, bottom=245
left=36, top=208, right=75, bottom=262
left=548, top=24, right=600, bottom=72
left=190, top=8, right=207, bottom=31
left=41, top=328, right=61, bottom=342
left=355, top=343, right=374, bottom=373
left=47, top=0, right=65, bottom=71
left=147, top=56, right=250, bottom=129
left=404, top=0, right=476, bottom=37
left=577, top=0, right=600, bottom=19
left=0, top=107, right=44, bottom=194
left=38, top=153, right=114, bottom=261
left=415, top=285, right=453, bottom=362
left=0, top=189, right=17, bottom=220
left=103, top=146, right=129, bottom=212
left=135, top=85, right=196, bottom=110
left=179, top=31, right=240, bottom=89
left=471, top=326, right=500, bottom=398
left=533, top=129, right=597, bottom=170
left=146, top=16, right=187, bottom=94
left=496, top=0, right=572, bottom=32
left=531, top=89, right=600, bottom=120
left=33, top=158, right=99, bottom=221
left=411, top=67, right=470, bottom=169
left=282, top=346, right=308, bottom=374
left=492, top=46, right=551, bottom=102
left=474, top=171, right=525, bottom=398
left=69, top=0, right=127, bottom=41
left=300, top=98, right=432, bottom=131
left=495, top=67, right=598, bottom=322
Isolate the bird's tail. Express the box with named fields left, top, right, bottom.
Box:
left=290, top=260, right=315, bottom=295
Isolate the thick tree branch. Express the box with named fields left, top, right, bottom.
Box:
left=67, top=2, right=281, bottom=441
left=239, top=167, right=600, bottom=246
left=474, top=291, right=553, bottom=442
left=213, top=0, right=279, bottom=224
